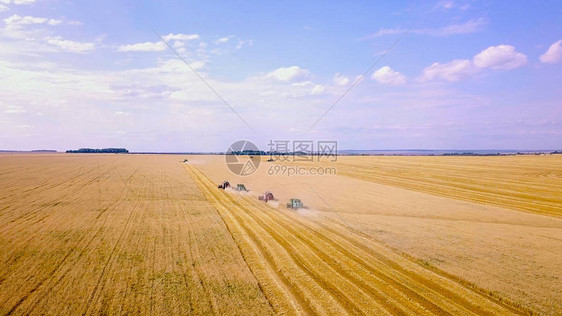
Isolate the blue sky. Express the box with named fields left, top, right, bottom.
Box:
left=0, top=0, right=561, bottom=152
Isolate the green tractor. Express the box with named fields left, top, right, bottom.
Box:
left=235, top=184, right=247, bottom=192
left=286, top=198, right=303, bottom=210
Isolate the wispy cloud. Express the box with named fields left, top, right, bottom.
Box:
left=45, top=36, right=95, bottom=53
left=0, top=0, right=36, bottom=4
left=367, top=18, right=487, bottom=38
left=215, top=36, right=230, bottom=44
left=118, top=41, right=165, bottom=52
left=162, top=33, right=199, bottom=41
left=3, top=14, right=61, bottom=30
left=118, top=33, right=199, bottom=52
left=434, top=0, right=470, bottom=11
left=421, top=59, right=475, bottom=82
left=333, top=73, right=350, bottom=86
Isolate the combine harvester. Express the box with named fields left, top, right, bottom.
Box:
left=218, top=181, right=248, bottom=192
left=258, top=191, right=275, bottom=202
left=235, top=184, right=247, bottom=192
left=286, top=198, right=304, bottom=210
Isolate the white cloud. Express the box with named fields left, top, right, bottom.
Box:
left=421, top=45, right=527, bottom=82
left=117, top=33, right=199, bottom=52
left=434, top=0, right=470, bottom=10
left=421, top=59, right=475, bottom=82
left=539, top=40, right=562, bottom=64
left=236, top=39, right=253, bottom=49
left=473, top=45, right=527, bottom=70
left=291, top=81, right=313, bottom=87
left=162, top=33, right=199, bottom=41
left=0, top=0, right=36, bottom=4
left=118, top=41, right=165, bottom=52
left=372, top=66, right=407, bottom=85
left=266, top=66, right=310, bottom=81
left=0, top=4, right=9, bottom=11
left=45, top=36, right=95, bottom=53
left=430, top=18, right=485, bottom=36
left=311, top=84, right=325, bottom=95
left=435, top=0, right=454, bottom=9
left=3, top=14, right=61, bottom=29
left=333, top=73, right=349, bottom=86
left=371, top=18, right=486, bottom=37
left=215, top=36, right=230, bottom=44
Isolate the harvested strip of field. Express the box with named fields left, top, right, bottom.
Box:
left=191, top=155, right=561, bottom=315
left=185, top=163, right=527, bottom=315
left=327, top=155, right=562, bottom=217
left=0, top=154, right=273, bottom=315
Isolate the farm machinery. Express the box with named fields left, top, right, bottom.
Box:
left=286, top=198, right=304, bottom=210
left=218, top=181, right=230, bottom=189
left=235, top=184, right=247, bottom=191
left=218, top=181, right=247, bottom=192
left=258, top=191, right=275, bottom=202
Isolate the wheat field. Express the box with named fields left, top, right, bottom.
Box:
left=0, top=154, right=272, bottom=315
left=1, top=153, right=561, bottom=315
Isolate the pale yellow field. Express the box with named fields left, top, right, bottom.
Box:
left=1, top=153, right=561, bottom=315
left=331, top=155, right=562, bottom=217
left=192, top=154, right=562, bottom=315
left=0, top=154, right=272, bottom=315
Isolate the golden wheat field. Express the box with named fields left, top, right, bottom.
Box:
left=1, top=153, right=561, bottom=315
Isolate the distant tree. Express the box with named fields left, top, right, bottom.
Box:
left=66, top=148, right=129, bottom=154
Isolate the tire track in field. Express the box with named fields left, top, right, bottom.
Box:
left=217, top=183, right=431, bottom=315
left=82, top=171, right=147, bottom=315
left=188, top=166, right=393, bottom=314
left=241, top=194, right=526, bottom=315
left=160, top=170, right=219, bottom=315
left=186, top=230, right=221, bottom=315
left=2, top=167, right=140, bottom=314
left=168, top=173, right=215, bottom=314
left=0, top=163, right=119, bottom=309
left=171, top=202, right=210, bottom=314
left=241, top=197, right=498, bottom=315
left=227, top=202, right=388, bottom=315
left=264, top=198, right=527, bottom=314
left=0, top=160, right=125, bottom=235
left=235, top=198, right=433, bottom=315
left=0, top=158, right=115, bottom=205
left=189, top=166, right=396, bottom=315
left=187, top=165, right=527, bottom=315
left=185, top=165, right=317, bottom=315
left=19, top=168, right=141, bottom=314
left=238, top=197, right=477, bottom=314
left=316, top=219, right=529, bottom=315
left=0, top=165, right=135, bottom=283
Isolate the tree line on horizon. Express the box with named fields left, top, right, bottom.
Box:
left=66, top=148, right=128, bottom=153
